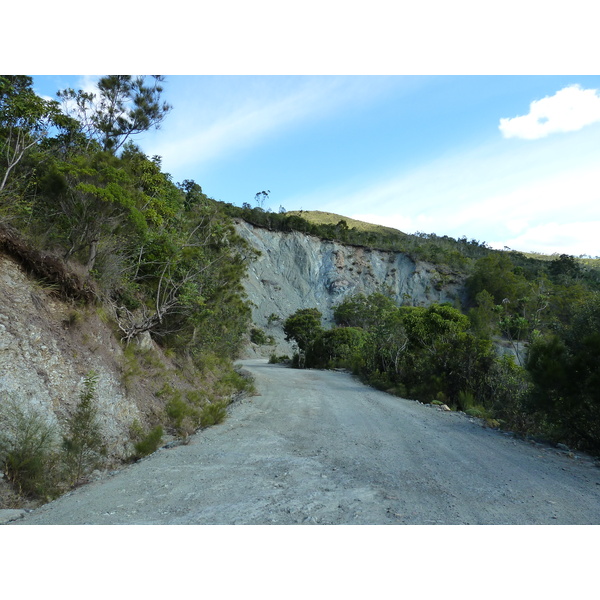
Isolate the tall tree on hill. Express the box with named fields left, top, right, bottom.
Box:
left=57, top=76, right=172, bottom=154
left=0, top=75, right=65, bottom=196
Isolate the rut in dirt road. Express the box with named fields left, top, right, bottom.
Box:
left=9, top=359, right=600, bottom=525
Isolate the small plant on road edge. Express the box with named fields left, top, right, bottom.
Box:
left=0, top=394, right=62, bottom=500
left=62, top=371, right=106, bottom=485
left=130, top=421, right=163, bottom=459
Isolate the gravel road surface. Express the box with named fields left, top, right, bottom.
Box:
left=10, top=359, right=600, bottom=525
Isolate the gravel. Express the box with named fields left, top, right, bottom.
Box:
left=8, top=359, right=600, bottom=525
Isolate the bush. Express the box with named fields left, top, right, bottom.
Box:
left=217, top=368, right=255, bottom=395
left=269, top=353, right=290, bottom=364
left=165, top=394, right=200, bottom=433
left=62, top=371, right=106, bottom=485
left=310, top=327, right=369, bottom=369
left=0, top=395, right=61, bottom=499
left=250, top=327, right=269, bottom=345
left=200, top=402, right=228, bottom=427
left=133, top=425, right=163, bottom=458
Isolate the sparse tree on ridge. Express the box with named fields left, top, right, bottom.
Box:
left=57, top=75, right=172, bottom=154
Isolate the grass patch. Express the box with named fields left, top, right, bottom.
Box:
left=131, top=423, right=163, bottom=459
left=200, top=402, right=228, bottom=428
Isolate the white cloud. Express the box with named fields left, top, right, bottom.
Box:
left=490, top=221, right=600, bottom=257
left=499, top=84, right=600, bottom=140
left=312, top=123, right=600, bottom=256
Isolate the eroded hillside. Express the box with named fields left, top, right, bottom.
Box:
left=235, top=220, right=467, bottom=354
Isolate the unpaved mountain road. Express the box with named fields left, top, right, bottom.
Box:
left=10, top=359, right=600, bottom=525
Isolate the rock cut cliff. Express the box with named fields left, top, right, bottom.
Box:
left=235, top=220, right=467, bottom=354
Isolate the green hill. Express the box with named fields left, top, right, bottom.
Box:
left=285, top=210, right=408, bottom=239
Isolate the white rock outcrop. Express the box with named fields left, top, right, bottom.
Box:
left=235, top=221, right=467, bottom=354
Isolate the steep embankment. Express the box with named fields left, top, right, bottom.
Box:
left=0, top=250, right=197, bottom=509
left=235, top=220, right=467, bottom=354
left=0, top=254, right=140, bottom=459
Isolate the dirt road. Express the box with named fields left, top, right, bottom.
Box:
left=10, top=359, right=600, bottom=525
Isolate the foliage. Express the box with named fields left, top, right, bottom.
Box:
left=132, top=425, right=163, bottom=459
left=250, top=327, right=274, bottom=345
left=283, top=308, right=324, bottom=352
left=57, top=75, right=172, bottom=154
left=0, top=76, right=69, bottom=199
left=526, top=294, right=600, bottom=451
left=0, top=394, right=62, bottom=499
left=269, top=353, right=290, bottom=364
left=62, top=371, right=106, bottom=485
left=163, top=385, right=200, bottom=435
left=466, top=253, right=529, bottom=305
left=200, top=402, right=228, bottom=427
left=310, top=326, right=370, bottom=369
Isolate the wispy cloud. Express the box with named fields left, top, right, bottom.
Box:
left=491, top=221, right=600, bottom=257
left=316, top=124, right=600, bottom=256
left=499, top=84, right=600, bottom=140
left=144, top=76, right=402, bottom=176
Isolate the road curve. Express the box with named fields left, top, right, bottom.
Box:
left=10, top=359, right=600, bottom=525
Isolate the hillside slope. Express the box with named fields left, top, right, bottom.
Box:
left=285, top=210, right=409, bottom=239
left=235, top=220, right=466, bottom=355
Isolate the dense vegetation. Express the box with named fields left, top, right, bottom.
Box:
left=283, top=251, right=600, bottom=454
left=1, top=75, right=258, bottom=356
left=0, top=75, right=256, bottom=500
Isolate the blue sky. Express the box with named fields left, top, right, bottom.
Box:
left=32, top=74, right=600, bottom=257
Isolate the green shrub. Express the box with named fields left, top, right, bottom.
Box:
left=185, top=390, right=206, bottom=406
left=217, top=368, right=255, bottom=395
left=0, top=395, right=61, bottom=499
left=62, top=371, right=106, bottom=485
left=133, top=425, right=163, bottom=458
left=457, top=390, right=475, bottom=411
left=165, top=395, right=199, bottom=431
left=269, top=353, right=290, bottom=364
left=465, top=406, right=489, bottom=419
left=250, top=327, right=268, bottom=345
left=200, top=402, right=228, bottom=427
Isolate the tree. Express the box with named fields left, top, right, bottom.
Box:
left=36, top=150, right=146, bottom=273
left=468, top=289, right=498, bottom=338
left=526, top=293, right=600, bottom=450
left=254, top=190, right=270, bottom=209
left=178, top=179, right=208, bottom=211
left=310, top=326, right=369, bottom=368
left=333, top=292, right=398, bottom=329
left=57, top=75, right=172, bottom=154
left=62, top=371, right=105, bottom=485
left=466, top=253, right=528, bottom=305
left=0, top=75, right=64, bottom=195
left=548, top=253, right=582, bottom=283
left=283, top=308, right=323, bottom=352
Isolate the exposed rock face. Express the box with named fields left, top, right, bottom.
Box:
left=0, top=254, right=141, bottom=461
left=235, top=221, right=467, bottom=355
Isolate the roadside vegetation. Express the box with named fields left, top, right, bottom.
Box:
left=282, top=252, right=600, bottom=455
left=0, top=75, right=256, bottom=504
left=230, top=189, right=600, bottom=454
